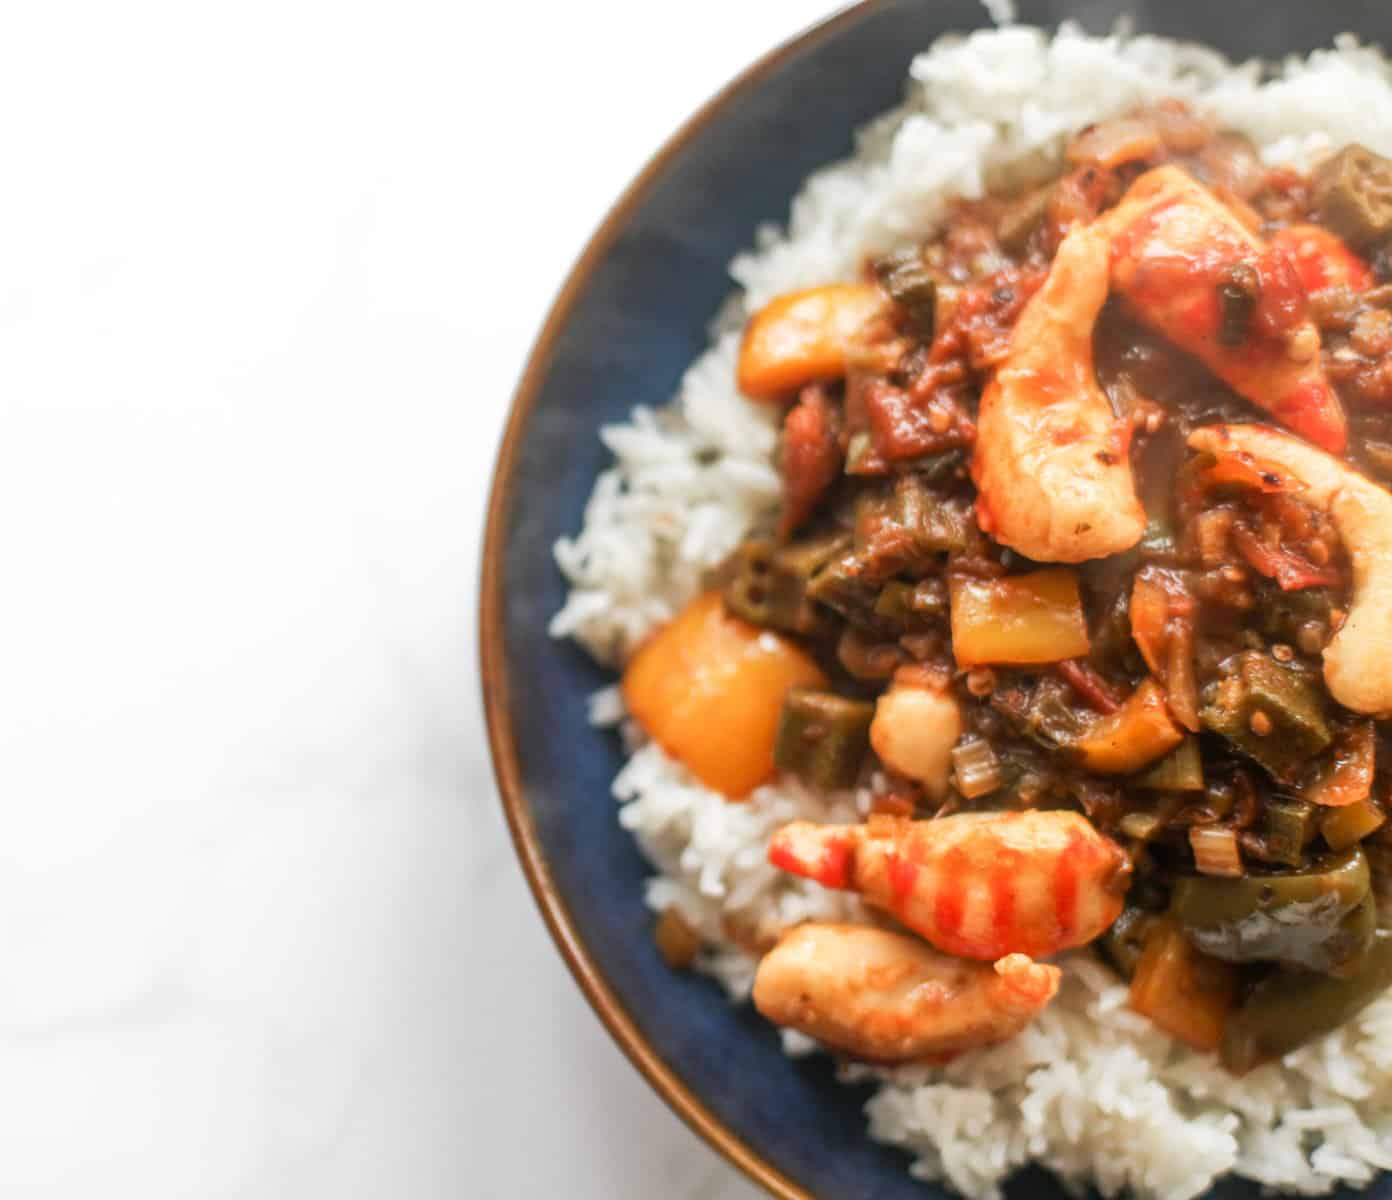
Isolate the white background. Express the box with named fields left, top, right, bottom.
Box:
left=0, top=0, right=844, bottom=1196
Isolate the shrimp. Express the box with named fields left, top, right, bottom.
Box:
left=972, top=221, right=1146, bottom=563
left=1188, top=424, right=1392, bottom=715
left=768, top=811, right=1129, bottom=961
left=1270, top=224, right=1374, bottom=295
left=752, top=923, right=1060, bottom=1063
left=1106, top=166, right=1346, bottom=452
left=869, top=668, right=961, bottom=801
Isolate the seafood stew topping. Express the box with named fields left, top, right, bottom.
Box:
left=623, top=103, right=1392, bottom=1075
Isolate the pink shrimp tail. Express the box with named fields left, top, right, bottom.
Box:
left=768, top=822, right=855, bottom=890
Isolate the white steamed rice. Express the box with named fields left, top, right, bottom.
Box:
left=551, top=21, right=1392, bottom=1200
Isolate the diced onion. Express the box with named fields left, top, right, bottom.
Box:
left=950, top=737, right=1001, bottom=799
left=1120, top=812, right=1162, bottom=841
left=1189, top=826, right=1243, bottom=877
left=1067, top=117, right=1164, bottom=169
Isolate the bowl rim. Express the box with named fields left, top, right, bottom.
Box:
left=478, top=3, right=884, bottom=1195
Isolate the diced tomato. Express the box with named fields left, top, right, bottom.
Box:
left=1232, top=525, right=1340, bottom=591
left=865, top=379, right=972, bottom=462
left=779, top=385, right=842, bottom=535
left=1201, top=450, right=1289, bottom=493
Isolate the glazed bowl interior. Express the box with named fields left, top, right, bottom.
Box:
left=482, top=1, right=1392, bottom=1196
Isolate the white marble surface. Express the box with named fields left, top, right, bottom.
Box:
left=0, top=1, right=844, bottom=1195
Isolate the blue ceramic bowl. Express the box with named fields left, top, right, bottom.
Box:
left=481, top=2, right=1392, bottom=1195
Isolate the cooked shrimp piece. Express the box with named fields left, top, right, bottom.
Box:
left=1188, top=424, right=1392, bottom=715
left=972, top=222, right=1146, bottom=563
left=1270, top=224, right=1374, bottom=295
left=869, top=669, right=961, bottom=801
left=1106, top=166, right=1346, bottom=452
left=752, top=923, right=1060, bottom=1063
left=768, top=811, right=1129, bottom=960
